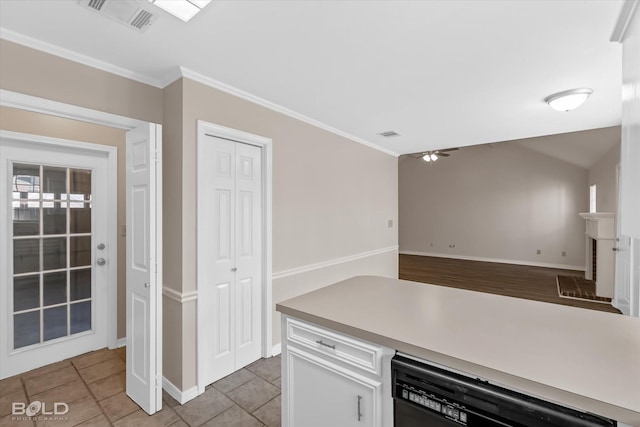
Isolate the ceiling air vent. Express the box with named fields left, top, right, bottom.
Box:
left=79, top=0, right=158, bottom=32
left=378, top=131, right=401, bottom=138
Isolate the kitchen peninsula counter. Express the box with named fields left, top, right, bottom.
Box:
left=276, top=275, right=640, bottom=425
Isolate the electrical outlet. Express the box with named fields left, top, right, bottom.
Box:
left=562, top=251, right=566, bottom=257
left=536, top=249, right=541, bottom=255
left=388, top=219, right=393, bottom=228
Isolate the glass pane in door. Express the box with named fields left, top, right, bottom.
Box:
left=11, top=164, right=94, bottom=350
left=12, top=164, right=40, bottom=236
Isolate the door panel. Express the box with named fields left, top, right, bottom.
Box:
left=126, top=123, right=162, bottom=415
left=234, top=142, right=262, bottom=368
left=239, top=276, right=254, bottom=346
left=1, top=136, right=112, bottom=379
left=199, top=135, right=262, bottom=384
left=202, top=138, right=236, bottom=383
left=215, top=281, right=232, bottom=357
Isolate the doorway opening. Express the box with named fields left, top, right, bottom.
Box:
left=0, top=132, right=117, bottom=378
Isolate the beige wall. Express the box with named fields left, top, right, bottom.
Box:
left=588, top=141, right=621, bottom=213
left=160, top=79, right=185, bottom=388
left=0, top=39, right=163, bottom=124
left=0, top=106, right=128, bottom=338
left=1, top=40, right=164, bottom=340
left=0, top=40, right=399, bottom=394
left=399, top=141, right=588, bottom=268
left=161, top=77, right=399, bottom=390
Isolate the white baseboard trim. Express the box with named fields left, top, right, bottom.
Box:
left=273, top=245, right=399, bottom=280
left=400, top=251, right=585, bottom=271
left=271, top=343, right=281, bottom=356
left=163, top=377, right=199, bottom=405
left=116, top=337, right=126, bottom=348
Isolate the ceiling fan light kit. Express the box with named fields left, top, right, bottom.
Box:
left=409, top=148, right=459, bottom=163
left=545, top=88, right=593, bottom=112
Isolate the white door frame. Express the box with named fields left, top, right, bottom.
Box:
left=0, top=89, right=154, bottom=350
left=0, top=131, right=116, bottom=378
left=196, top=119, right=273, bottom=394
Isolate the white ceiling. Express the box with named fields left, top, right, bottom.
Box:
left=0, top=0, right=624, bottom=156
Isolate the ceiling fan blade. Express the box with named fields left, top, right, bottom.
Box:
left=438, top=152, right=450, bottom=157
left=437, top=147, right=459, bottom=152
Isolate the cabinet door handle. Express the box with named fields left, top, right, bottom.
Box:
left=316, top=340, right=336, bottom=350
left=357, top=395, right=362, bottom=421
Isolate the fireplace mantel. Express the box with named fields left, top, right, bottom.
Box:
left=578, top=212, right=615, bottom=298
left=579, top=212, right=615, bottom=240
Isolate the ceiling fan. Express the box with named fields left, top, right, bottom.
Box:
left=408, top=147, right=459, bottom=162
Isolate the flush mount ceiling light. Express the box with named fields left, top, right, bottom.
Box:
left=544, top=88, right=593, bottom=112
left=148, top=0, right=211, bottom=22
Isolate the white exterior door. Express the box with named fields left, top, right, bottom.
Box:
left=198, top=134, right=262, bottom=385
left=0, top=133, right=115, bottom=379
left=126, top=123, right=163, bottom=414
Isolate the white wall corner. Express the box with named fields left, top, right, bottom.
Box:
left=272, top=343, right=282, bottom=356
left=162, top=377, right=200, bottom=405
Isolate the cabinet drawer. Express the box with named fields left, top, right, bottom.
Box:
left=286, top=317, right=383, bottom=375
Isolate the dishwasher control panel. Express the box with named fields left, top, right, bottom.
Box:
left=396, top=380, right=468, bottom=425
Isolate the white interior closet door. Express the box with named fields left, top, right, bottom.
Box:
left=126, top=123, right=163, bottom=415
left=199, top=134, right=262, bottom=386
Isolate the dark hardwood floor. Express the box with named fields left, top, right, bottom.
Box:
left=399, top=254, right=621, bottom=314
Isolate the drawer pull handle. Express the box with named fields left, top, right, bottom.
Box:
left=357, top=395, right=362, bottom=421
left=316, top=340, right=336, bottom=350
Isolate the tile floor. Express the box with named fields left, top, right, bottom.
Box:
left=0, top=348, right=282, bottom=427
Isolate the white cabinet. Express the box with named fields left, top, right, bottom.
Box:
left=281, top=316, right=393, bottom=427
left=287, top=346, right=379, bottom=427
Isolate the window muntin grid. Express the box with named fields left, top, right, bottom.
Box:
left=11, top=163, right=94, bottom=350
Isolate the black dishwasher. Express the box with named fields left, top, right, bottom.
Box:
left=392, top=355, right=616, bottom=427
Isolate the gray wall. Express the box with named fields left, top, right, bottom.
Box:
left=588, top=141, right=621, bottom=213
left=399, top=141, right=589, bottom=269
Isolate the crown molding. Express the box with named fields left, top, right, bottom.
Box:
left=1, top=28, right=398, bottom=157
left=0, top=28, right=164, bottom=88
left=169, top=66, right=400, bottom=157
left=611, top=0, right=638, bottom=42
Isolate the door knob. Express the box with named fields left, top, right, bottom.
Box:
left=97, top=243, right=106, bottom=250
left=612, top=247, right=619, bottom=252
left=231, top=267, right=237, bottom=272
left=96, top=258, right=106, bottom=266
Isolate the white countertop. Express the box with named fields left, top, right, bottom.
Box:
left=276, top=275, right=640, bottom=425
